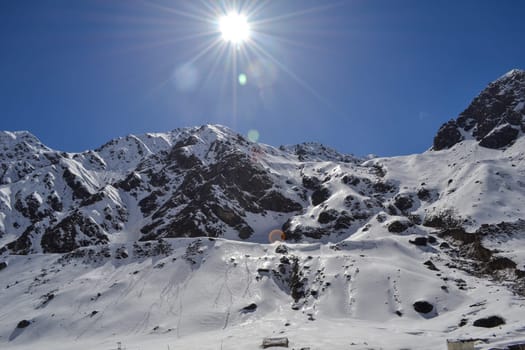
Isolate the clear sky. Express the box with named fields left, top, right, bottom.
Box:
left=1, top=0, right=524, bottom=156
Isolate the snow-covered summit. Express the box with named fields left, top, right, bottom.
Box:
left=279, top=142, right=360, bottom=163
left=433, top=68, right=525, bottom=150
left=499, top=68, right=525, bottom=80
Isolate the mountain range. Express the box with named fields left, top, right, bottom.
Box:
left=0, top=69, right=525, bottom=349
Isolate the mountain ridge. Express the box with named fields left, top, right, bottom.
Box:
left=1, top=70, right=525, bottom=255
left=1, top=70, right=525, bottom=350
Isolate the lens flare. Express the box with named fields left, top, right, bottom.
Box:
left=173, top=63, right=199, bottom=92
left=248, top=59, right=278, bottom=88
left=238, top=73, right=247, bottom=85
left=247, top=129, right=259, bottom=142
left=268, top=229, right=286, bottom=243
left=219, top=12, right=250, bottom=44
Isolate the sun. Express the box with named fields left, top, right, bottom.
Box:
left=219, top=12, right=250, bottom=44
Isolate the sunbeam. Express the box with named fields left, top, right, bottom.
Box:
left=84, top=0, right=348, bottom=128
left=248, top=39, right=337, bottom=114
left=251, top=1, right=346, bottom=26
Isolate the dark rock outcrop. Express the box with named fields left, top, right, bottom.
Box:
left=485, top=257, right=517, bottom=273
left=433, top=120, right=463, bottom=151
left=311, top=187, right=331, bottom=206
left=41, top=212, right=108, bottom=253
left=478, top=124, right=519, bottom=148
left=433, top=69, right=525, bottom=150
left=388, top=220, right=411, bottom=233
left=393, top=194, right=414, bottom=212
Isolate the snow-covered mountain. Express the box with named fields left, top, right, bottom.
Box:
left=433, top=69, right=525, bottom=150
left=1, top=70, right=525, bottom=349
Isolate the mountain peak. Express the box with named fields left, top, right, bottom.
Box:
left=433, top=69, right=525, bottom=150
left=499, top=68, right=525, bottom=80
left=0, top=130, right=46, bottom=148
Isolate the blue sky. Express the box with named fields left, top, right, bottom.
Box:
left=1, top=0, right=524, bottom=156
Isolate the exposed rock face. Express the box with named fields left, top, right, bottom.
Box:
left=139, top=147, right=302, bottom=241
left=433, top=69, right=525, bottom=150
left=433, top=120, right=463, bottom=150
left=4, top=126, right=358, bottom=253
left=41, top=212, right=108, bottom=253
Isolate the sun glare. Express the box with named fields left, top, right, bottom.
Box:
left=219, top=12, right=250, bottom=44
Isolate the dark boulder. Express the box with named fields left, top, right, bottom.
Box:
left=275, top=244, right=288, bottom=254
left=388, top=220, right=411, bottom=233
left=413, top=301, right=434, bottom=314
left=423, top=260, right=439, bottom=271
left=342, top=175, right=361, bottom=186
left=17, top=320, right=31, bottom=328
left=394, top=194, right=414, bottom=212
left=302, top=176, right=320, bottom=190
left=318, top=210, right=338, bottom=224
left=417, top=187, right=431, bottom=201
left=240, top=303, right=257, bottom=313
left=0, top=261, right=7, bottom=271
left=473, top=315, right=505, bottom=328
left=439, top=242, right=451, bottom=249
left=409, top=237, right=428, bottom=246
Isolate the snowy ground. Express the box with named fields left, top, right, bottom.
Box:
left=1, top=236, right=524, bottom=350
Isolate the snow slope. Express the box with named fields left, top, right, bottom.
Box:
left=1, top=70, right=525, bottom=349
left=1, top=237, right=524, bottom=350
left=1, top=124, right=525, bottom=349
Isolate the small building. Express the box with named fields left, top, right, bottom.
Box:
left=262, top=337, right=289, bottom=348
left=446, top=339, right=476, bottom=350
